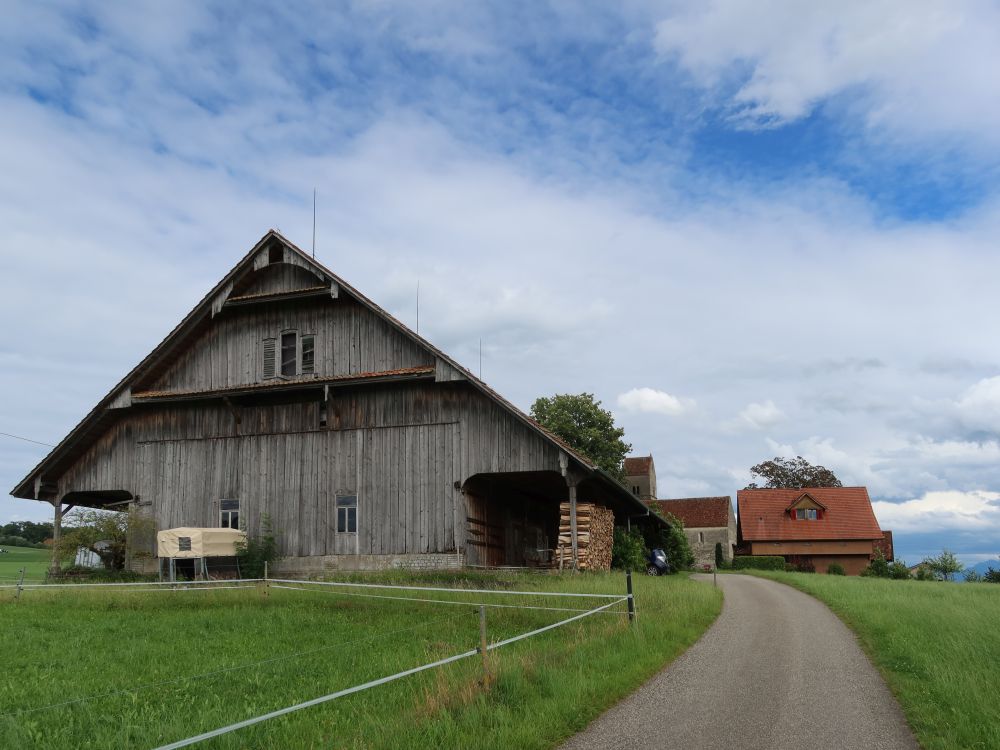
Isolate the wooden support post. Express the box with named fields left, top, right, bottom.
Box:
left=15, top=567, right=25, bottom=603
left=568, top=483, right=579, bottom=571
left=49, top=501, right=62, bottom=578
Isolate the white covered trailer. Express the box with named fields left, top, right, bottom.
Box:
left=156, top=527, right=246, bottom=580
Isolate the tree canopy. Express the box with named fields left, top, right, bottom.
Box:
left=530, top=393, right=631, bottom=481
left=745, top=455, right=843, bottom=489
left=57, top=508, right=154, bottom=570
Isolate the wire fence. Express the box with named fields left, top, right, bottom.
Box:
left=2, top=573, right=636, bottom=749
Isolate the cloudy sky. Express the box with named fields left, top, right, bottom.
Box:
left=2, top=1, right=999, bottom=567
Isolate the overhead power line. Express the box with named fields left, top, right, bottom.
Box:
left=0, top=431, right=55, bottom=448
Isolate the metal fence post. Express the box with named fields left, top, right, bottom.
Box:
left=626, top=570, right=636, bottom=623
left=15, top=567, right=25, bottom=603
left=478, top=605, right=490, bottom=683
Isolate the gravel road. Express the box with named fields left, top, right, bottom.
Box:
left=559, top=573, right=918, bottom=750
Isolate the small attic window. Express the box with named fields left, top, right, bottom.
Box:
left=268, top=244, right=283, bottom=264
left=795, top=508, right=819, bottom=520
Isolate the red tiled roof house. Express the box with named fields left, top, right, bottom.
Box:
left=736, top=487, right=892, bottom=575
left=648, top=497, right=736, bottom=567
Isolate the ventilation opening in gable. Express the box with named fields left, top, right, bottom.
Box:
left=268, top=243, right=284, bottom=264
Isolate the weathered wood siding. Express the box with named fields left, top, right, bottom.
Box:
left=55, top=382, right=565, bottom=558
left=148, top=299, right=430, bottom=393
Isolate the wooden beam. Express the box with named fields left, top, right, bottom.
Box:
left=567, top=481, right=579, bottom=572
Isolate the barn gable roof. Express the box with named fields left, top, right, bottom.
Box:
left=12, top=230, right=641, bottom=514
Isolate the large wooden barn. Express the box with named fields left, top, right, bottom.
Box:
left=12, top=231, right=652, bottom=574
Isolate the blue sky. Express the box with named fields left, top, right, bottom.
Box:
left=2, top=1, right=1000, bottom=567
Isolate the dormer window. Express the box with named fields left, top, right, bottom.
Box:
left=795, top=508, right=818, bottom=520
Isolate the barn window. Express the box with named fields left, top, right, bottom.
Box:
left=301, top=335, right=315, bottom=374
left=220, top=499, right=240, bottom=529
left=336, top=494, right=357, bottom=534
left=698, top=531, right=704, bottom=543
left=262, top=338, right=276, bottom=378
left=281, top=332, right=297, bottom=376
left=178, top=536, right=192, bottom=552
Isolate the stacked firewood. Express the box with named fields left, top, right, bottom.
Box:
left=555, top=501, right=614, bottom=571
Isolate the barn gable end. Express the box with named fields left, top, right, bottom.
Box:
left=12, top=230, right=654, bottom=573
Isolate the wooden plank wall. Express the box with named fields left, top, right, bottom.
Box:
left=54, top=381, right=563, bottom=559
left=146, top=298, right=431, bottom=393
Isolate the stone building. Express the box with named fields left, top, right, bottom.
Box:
left=649, top=497, right=736, bottom=567
left=623, top=455, right=657, bottom=502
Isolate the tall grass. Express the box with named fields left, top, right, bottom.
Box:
left=751, top=571, right=1000, bottom=750
left=0, top=571, right=720, bottom=749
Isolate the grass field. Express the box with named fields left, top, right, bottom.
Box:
left=0, top=546, right=49, bottom=583
left=749, top=571, right=1000, bottom=750
left=0, top=570, right=720, bottom=749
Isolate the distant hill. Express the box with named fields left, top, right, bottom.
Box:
left=965, top=560, right=1000, bottom=576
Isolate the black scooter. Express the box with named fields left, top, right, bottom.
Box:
left=646, top=548, right=670, bottom=576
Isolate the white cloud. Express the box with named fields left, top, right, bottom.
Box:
left=617, top=388, right=693, bottom=416
left=954, top=376, right=1000, bottom=434
left=654, top=1, right=1000, bottom=142
left=739, top=400, right=784, bottom=429
left=873, top=490, right=1000, bottom=533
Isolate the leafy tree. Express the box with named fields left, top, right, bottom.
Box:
left=925, top=549, right=964, bottom=582
left=964, top=568, right=983, bottom=583
left=56, top=508, right=155, bottom=570
left=530, top=393, right=631, bottom=481
left=611, top=527, right=647, bottom=571
left=745, top=455, right=842, bottom=489
left=0, top=521, right=53, bottom=544
left=984, top=566, right=1000, bottom=584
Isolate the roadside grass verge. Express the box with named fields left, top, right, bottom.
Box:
left=0, top=571, right=720, bottom=749
left=748, top=571, right=1000, bottom=750
left=0, top=546, right=49, bottom=582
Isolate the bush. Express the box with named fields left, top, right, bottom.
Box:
left=57, top=566, right=157, bottom=583
left=984, top=567, right=1000, bottom=584
left=914, top=566, right=935, bottom=581
left=714, top=542, right=724, bottom=569
left=612, top=527, right=648, bottom=571
left=888, top=561, right=912, bottom=580
left=964, top=569, right=983, bottom=583
left=862, top=549, right=891, bottom=578
left=642, top=510, right=694, bottom=573
left=235, top=514, right=281, bottom=579
left=827, top=563, right=845, bottom=575
left=733, top=556, right=786, bottom=571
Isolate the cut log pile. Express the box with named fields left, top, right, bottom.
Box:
left=555, top=501, right=614, bottom=571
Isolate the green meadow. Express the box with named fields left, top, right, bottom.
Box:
left=750, top=571, right=1000, bottom=750
left=0, top=571, right=720, bottom=749
left=0, top=546, right=49, bottom=583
